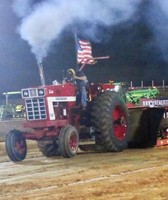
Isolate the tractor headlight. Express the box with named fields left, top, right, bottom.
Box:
left=38, top=88, right=45, bottom=97
left=21, top=89, right=29, bottom=98
left=21, top=88, right=45, bottom=99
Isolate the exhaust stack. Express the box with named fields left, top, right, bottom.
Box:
left=38, top=62, right=45, bottom=86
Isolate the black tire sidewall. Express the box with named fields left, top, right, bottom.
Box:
left=5, top=130, right=27, bottom=161
left=92, top=91, right=129, bottom=151
left=59, top=125, right=79, bottom=158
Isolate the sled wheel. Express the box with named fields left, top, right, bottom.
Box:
left=59, top=125, right=79, bottom=158
left=37, top=137, right=60, bottom=157
left=91, top=91, right=129, bottom=152
left=5, top=130, right=27, bottom=161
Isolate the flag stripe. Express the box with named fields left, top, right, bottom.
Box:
left=76, top=38, right=96, bottom=64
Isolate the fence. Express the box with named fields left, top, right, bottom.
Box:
left=129, top=80, right=168, bottom=89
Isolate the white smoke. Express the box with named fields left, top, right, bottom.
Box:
left=13, top=0, right=141, bottom=63
left=146, top=0, right=168, bottom=61
left=12, top=0, right=34, bottom=18
left=155, top=0, right=168, bottom=16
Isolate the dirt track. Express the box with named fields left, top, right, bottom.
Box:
left=0, top=140, right=167, bottom=200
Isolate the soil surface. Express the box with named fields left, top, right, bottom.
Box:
left=0, top=140, right=167, bottom=200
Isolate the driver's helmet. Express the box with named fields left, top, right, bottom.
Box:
left=67, top=68, right=76, bottom=76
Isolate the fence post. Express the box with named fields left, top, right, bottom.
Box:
left=130, top=81, right=133, bottom=88
left=141, top=80, right=143, bottom=88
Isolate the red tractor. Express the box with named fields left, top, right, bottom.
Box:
left=5, top=80, right=168, bottom=161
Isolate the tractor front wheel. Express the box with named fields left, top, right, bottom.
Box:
left=59, top=125, right=79, bottom=158
left=5, top=130, right=27, bottom=161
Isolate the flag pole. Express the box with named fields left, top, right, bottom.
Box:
left=74, top=34, right=79, bottom=71
left=79, top=56, right=110, bottom=71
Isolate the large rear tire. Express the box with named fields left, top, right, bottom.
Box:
left=5, top=130, right=27, bottom=161
left=59, top=125, right=79, bottom=158
left=37, top=138, right=60, bottom=157
left=91, top=91, right=129, bottom=152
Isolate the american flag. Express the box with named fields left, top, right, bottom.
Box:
left=76, top=38, right=95, bottom=65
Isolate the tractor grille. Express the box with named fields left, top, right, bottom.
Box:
left=25, top=98, right=47, bottom=120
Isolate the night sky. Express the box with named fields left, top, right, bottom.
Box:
left=0, top=0, right=168, bottom=94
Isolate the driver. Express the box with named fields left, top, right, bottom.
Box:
left=67, top=68, right=88, bottom=109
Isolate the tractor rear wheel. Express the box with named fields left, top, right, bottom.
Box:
left=59, top=125, right=79, bottom=158
left=5, top=129, right=27, bottom=161
left=37, top=138, right=60, bottom=157
left=91, top=91, right=129, bottom=152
